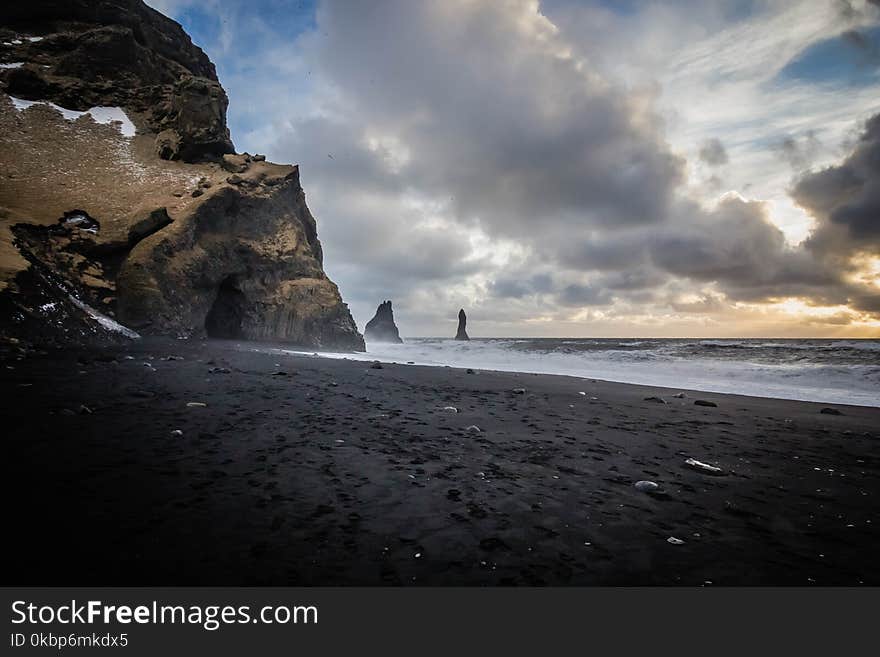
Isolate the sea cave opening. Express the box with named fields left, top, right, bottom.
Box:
left=205, top=276, right=246, bottom=339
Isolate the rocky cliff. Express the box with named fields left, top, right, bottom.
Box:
left=0, top=0, right=364, bottom=351
left=363, top=300, right=403, bottom=343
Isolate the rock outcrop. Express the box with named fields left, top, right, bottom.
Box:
left=455, top=308, right=470, bottom=341
left=364, top=300, right=403, bottom=343
left=0, top=0, right=364, bottom=351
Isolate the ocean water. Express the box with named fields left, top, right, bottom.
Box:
left=279, top=337, right=880, bottom=407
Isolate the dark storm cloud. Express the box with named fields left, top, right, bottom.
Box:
left=601, top=268, right=661, bottom=291
left=556, top=230, right=652, bottom=272
left=850, top=289, right=880, bottom=311
left=490, top=273, right=555, bottom=300
left=649, top=197, right=838, bottom=300
left=698, top=138, right=729, bottom=166
left=796, top=113, right=880, bottom=250
left=558, top=282, right=612, bottom=307
left=543, top=193, right=844, bottom=310
left=306, top=0, right=685, bottom=239
left=599, top=108, right=880, bottom=317
left=491, top=267, right=659, bottom=307
left=490, top=278, right=531, bottom=299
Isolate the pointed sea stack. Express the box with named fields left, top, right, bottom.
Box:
left=455, top=308, right=470, bottom=341
left=364, top=300, right=403, bottom=343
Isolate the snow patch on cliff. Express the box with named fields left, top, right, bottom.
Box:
left=9, top=97, right=136, bottom=137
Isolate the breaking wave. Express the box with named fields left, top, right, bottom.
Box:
left=277, top=337, right=880, bottom=407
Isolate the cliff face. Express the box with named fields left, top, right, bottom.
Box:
left=0, top=0, right=364, bottom=351
left=364, top=300, right=403, bottom=343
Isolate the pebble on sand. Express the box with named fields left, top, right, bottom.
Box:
left=667, top=537, right=685, bottom=545
left=441, top=406, right=459, bottom=413
left=684, top=457, right=725, bottom=475
left=694, top=399, right=718, bottom=407
left=634, top=480, right=660, bottom=492
left=512, top=388, right=526, bottom=394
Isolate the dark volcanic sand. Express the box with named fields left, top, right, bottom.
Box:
left=4, top=338, right=879, bottom=585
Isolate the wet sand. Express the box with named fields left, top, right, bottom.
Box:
left=4, top=338, right=879, bottom=585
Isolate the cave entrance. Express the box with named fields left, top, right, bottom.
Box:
left=205, top=276, right=246, bottom=339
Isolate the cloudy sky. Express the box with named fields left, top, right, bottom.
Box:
left=148, top=0, right=880, bottom=337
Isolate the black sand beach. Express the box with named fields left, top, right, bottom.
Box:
left=5, top=338, right=879, bottom=585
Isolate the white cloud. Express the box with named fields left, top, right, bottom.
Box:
left=151, top=0, right=880, bottom=336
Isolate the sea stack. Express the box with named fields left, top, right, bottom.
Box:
left=364, top=300, right=403, bottom=343
left=455, top=308, right=470, bottom=341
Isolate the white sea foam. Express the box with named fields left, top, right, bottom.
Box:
left=275, top=338, right=880, bottom=407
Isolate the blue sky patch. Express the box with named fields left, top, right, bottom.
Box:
left=167, top=0, right=319, bottom=146
left=778, top=25, right=880, bottom=88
